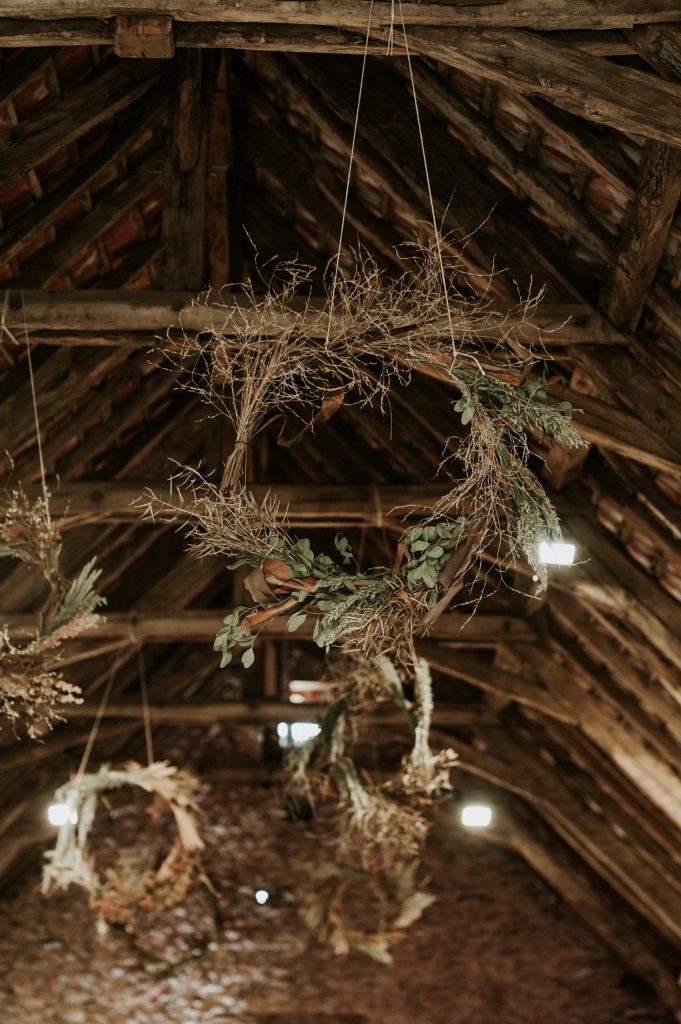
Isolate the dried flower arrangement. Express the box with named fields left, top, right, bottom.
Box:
left=287, top=656, right=453, bottom=962
left=42, top=761, right=204, bottom=927
left=0, top=488, right=105, bottom=737
left=141, top=246, right=584, bottom=669
left=138, top=244, right=584, bottom=955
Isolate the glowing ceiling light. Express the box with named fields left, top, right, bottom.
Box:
left=538, top=541, right=575, bottom=566
left=254, top=889, right=270, bottom=905
left=48, top=803, right=78, bottom=827
left=461, top=804, right=492, bottom=828
left=289, top=722, right=321, bottom=745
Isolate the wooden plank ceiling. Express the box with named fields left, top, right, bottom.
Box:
left=1, top=10, right=681, bottom=1014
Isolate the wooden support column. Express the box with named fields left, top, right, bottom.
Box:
left=600, top=141, right=681, bottom=330
left=160, top=50, right=213, bottom=290
left=206, top=51, right=232, bottom=289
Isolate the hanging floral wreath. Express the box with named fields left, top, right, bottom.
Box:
left=141, top=246, right=584, bottom=669
left=0, top=487, right=105, bottom=737
left=42, top=761, right=204, bottom=927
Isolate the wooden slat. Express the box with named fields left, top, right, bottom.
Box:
left=0, top=58, right=162, bottom=190
left=14, top=153, right=163, bottom=288
left=0, top=84, right=167, bottom=267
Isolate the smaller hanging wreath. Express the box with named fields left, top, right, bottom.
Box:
left=42, top=761, right=204, bottom=927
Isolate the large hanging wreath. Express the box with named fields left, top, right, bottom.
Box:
left=142, top=247, right=584, bottom=669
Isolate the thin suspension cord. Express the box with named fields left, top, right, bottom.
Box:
left=325, top=0, right=375, bottom=345
left=396, top=0, right=457, bottom=361
left=21, top=291, right=51, bottom=523
left=137, top=645, right=154, bottom=766
left=75, top=645, right=127, bottom=781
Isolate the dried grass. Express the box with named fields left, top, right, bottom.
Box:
left=0, top=488, right=106, bottom=737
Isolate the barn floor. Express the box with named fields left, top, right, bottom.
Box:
left=0, top=748, right=673, bottom=1024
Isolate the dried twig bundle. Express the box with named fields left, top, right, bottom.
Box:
left=285, top=657, right=453, bottom=960
left=0, top=488, right=106, bottom=737
left=42, top=761, right=204, bottom=927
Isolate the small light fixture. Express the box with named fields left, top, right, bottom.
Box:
left=538, top=540, right=575, bottom=566
left=277, top=722, right=321, bottom=748
left=461, top=804, right=492, bottom=828
left=254, top=889, right=269, bottom=905
left=48, top=802, right=78, bottom=827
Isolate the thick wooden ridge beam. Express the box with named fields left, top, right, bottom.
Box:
left=3, top=4, right=681, bottom=31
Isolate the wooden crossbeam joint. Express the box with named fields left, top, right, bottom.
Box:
left=114, top=15, right=175, bottom=59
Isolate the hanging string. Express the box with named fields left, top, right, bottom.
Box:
left=21, top=291, right=52, bottom=522
left=75, top=644, right=127, bottom=781
left=386, top=0, right=396, bottom=55
left=325, top=0, right=375, bottom=345
left=137, top=644, right=154, bottom=766
left=395, top=0, right=458, bottom=362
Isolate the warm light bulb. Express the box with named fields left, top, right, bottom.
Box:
left=254, top=889, right=269, bottom=905
left=538, top=541, right=575, bottom=566
left=48, top=802, right=78, bottom=827
left=461, top=804, right=492, bottom=828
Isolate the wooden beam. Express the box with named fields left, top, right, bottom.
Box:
left=400, top=60, right=615, bottom=266
left=3, top=3, right=681, bottom=31
left=0, top=290, right=625, bottom=346
left=206, top=51, right=232, bottom=289
left=418, top=643, right=578, bottom=725
left=0, top=59, right=162, bottom=190
left=600, top=141, right=681, bottom=330
left=160, top=49, right=212, bottom=290
left=410, top=27, right=681, bottom=148
left=60, top=697, right=494, bottom=728
left=3, top=609, right=535, bottom=647
left=483, top=808, right=681, bottom=1015
left=114, top=14, right=174, bottom=58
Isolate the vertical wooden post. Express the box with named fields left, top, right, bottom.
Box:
left=160, top=50, right=213, bottom=290
left=206, top=51, right=232, bottom=290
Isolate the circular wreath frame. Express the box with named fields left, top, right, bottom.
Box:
left=42, top=760, right=204, bottom=926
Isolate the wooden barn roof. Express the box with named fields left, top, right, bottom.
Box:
left=1, top=5, right=681, bottom=1015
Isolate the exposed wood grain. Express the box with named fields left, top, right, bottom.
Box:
left=160, top=49, right=212, bottom=289
left=114, top=14, right=174, bottom=58
left=14, top=153, right=163, bottom=288
left=600, top=142, right=681, bottom=330
left=3, top=2, right=681, bottom=31
left=411, top=27, right=681, bottom=148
